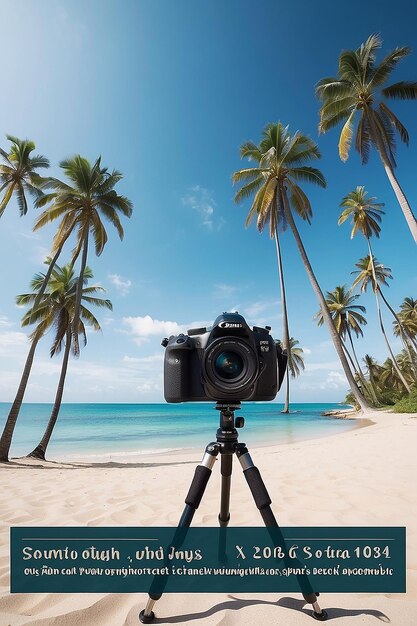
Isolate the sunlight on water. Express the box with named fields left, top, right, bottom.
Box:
left=0, top=402, right=357, bottom=461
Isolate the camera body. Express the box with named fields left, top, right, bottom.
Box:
left=163, top=312, right=286, bottom=403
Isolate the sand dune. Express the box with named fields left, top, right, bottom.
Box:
left=1, top=409, right=417, bottom=625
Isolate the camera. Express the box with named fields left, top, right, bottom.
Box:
left=162, top=312, right=286, bottom=403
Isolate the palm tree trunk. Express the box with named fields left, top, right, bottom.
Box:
left=72, top=229, right=89, bottom=354
left=274, top=222, right=291, bottom=413
left=370, top=118, right=417, bottom=244
left=341, top=335, right=359, bottom=375
left=281, top=191, right=371, bottom=412
left=346, top=327, right=379, bottom=406
left=379, top=158, right=417, bottom=244
left=366, top=241, right=411, bottom=393
left=0, top=336, right=40, bottom=462
left=28, top=329, right=72, bottom=460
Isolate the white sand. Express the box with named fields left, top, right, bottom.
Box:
left=1, top=409, right=416, bottom=625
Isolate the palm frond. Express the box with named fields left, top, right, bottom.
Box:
left=379, top=102, right=409, bottom=144
left=234, top=176, right=264, bottom=204
left=355, top=113, right=371, bottom=164
left=370, top=46, right=411, bottom=87
left=239, top=141, right=262, bottom=161
left=338, top=110, right=356, bottom=161
left=315, top=78, right=352, bottom=100
left=288, top=166, right=326, bottom=188
left=382, top=81, right=417, bottom=99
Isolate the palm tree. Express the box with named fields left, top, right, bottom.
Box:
left=363, top=354, right=384, bottom=403
left=19, top=264, right=112, bottom=460
left=379, top=357, right=408, bottom=396
left=338, top=186, right=385, bottom=239
left=233, top=122, right=370, bottom=412
left=316, top=34, right=417, bottom=242
left=233, top=125, right=297, bottom=411
left=338, top=186, right=416, bottom=373
left=352, top=256, right=412, bottom=392
left=394, top=297, right=417, bottom=348
left=314, top=285, right=377, bottom=404
left=0, top=135, right=49, bottom=218
left=396, top=349, right=416, bottom=388
left=276, top=338, right=305, bottom=412
left=0, top=270, right=54, bottom=462
left=31, top=156, right=132, bottom=346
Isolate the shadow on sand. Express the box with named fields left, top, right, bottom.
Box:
left=146, top=594, right=390, bottom=623
left=1, top=457, right=198, bottom=470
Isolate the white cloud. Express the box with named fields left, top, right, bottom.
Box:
left=0, top=316, right=13, bottom=328
left=182, top=185, right=223, bottom=230
left=123, top=315, right=183, bottom=345
left=318, top=370, right=346, bottom=390
left=0, top=331, right=28, bottom=357
left=108, top=273, right=132, bottom=296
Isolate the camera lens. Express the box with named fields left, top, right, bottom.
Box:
left=204, top=338, right=258, bottom=395
left=214, top=351, right=244, bottom=380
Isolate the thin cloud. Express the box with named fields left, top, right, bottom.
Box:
left=213, top=283, right=239, bottom=298
left=108, top=273, right=132, bottom=296
left=244, top=299, right=278, bottom=318
left=182, top=185, right=223, bottom=230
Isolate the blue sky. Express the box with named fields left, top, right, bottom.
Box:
left=0, top=0, right=417, bottom=404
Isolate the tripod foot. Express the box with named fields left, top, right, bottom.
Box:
left=139, top=609, right=155, bottom=623
left=312, top=609, right=328, bottom=621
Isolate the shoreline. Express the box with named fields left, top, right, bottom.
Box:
left=5, top=411, right=371, bottom=466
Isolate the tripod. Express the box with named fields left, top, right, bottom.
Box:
left=139, top=403, right=328, bottom=623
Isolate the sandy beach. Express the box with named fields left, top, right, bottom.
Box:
left=1, top=409, right=417, bottom=626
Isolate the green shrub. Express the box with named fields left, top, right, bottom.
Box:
left=391, top=389, right=417, bottom=413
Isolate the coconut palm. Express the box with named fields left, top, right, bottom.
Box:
left=352, top=256, right=412, bottom=392
left=338, top=186, right=385, bottom=239
left=379, top=357, right=408, bottom=396
left=233, top=122, right=370, bottom=411
left=363, top=354, right=384, bottom=403
left=339, top=186, right=416, bottom=381
left=316, top=34, right=417, bottom=242
left=0, top=271, right=54, bottom=462
left=396, top=349, right=416, bottom=388
left=20, top=264, right=112, bottom=460
left=31, top=156, right=132, bottom=346
left=276, top=337, right=305, bottom=412
left=394, top=297, right=417, bottom=346
left=0, top=135, right=49, bottom=218
left=314, top=285, right=377, bottom=404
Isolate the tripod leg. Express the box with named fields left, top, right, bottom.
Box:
left=139, top=443, right=218, bottom=624
left=236, top=444, right=328, bottom=622
left=219, top=454, right=232, bottom=526
left=217, top=454, right=232, bottom=563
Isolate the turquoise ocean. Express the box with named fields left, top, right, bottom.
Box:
left=0, top=402, right=356, bottom=462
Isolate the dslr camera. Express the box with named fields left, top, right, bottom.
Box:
left=162, top=312, right=286, bottom=402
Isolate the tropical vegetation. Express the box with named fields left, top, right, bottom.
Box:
left=233, top=121, right=371, bottom=411
left=316, top=33, right=417, bottom=243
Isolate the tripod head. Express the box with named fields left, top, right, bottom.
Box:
left=214, top=402, right=244, bottom=441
